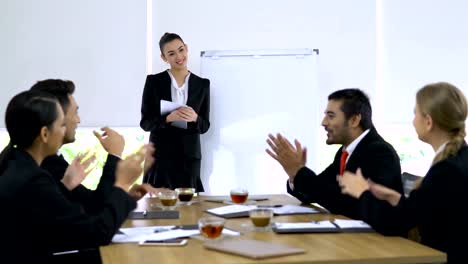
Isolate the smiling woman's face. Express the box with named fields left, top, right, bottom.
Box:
left=161, top=39, right=188, bottom=70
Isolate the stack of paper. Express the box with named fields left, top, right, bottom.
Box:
left=204, top=238, right=305, bottom=259
left=271, top=205, right=320, bottom=215
left=161, top=100, right=187, bottom=129
left=112, top=225, right=240, bottom=243
left=206, top=205, right=256, bottom=218
left=112, top=226, right=175, bottom=243
left=206, top=204, right=320, bottom=218
left=333, top=219, right=373, bottom=231
left=273, top=221, right=339, bottom=233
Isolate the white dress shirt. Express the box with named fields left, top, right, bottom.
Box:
left=342, top=129, right=370, bottom=164
left=167, top=70, right=190, bottom=105
left=434, top=141, right=448, bottom=157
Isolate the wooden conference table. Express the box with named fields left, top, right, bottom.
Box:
left=100, top=194, right=446, bottom=264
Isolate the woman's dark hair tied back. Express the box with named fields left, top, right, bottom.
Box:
left=5, top=90, right=59, bottom=149
left=0, top=90, right=60, bottom=174
left=159, top=32, right=184, bottom=53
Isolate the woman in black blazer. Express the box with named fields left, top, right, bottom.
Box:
left=0, top=90, right=150, bottom=262
left=140, top=33, right=210, bottom=192
left=337, top=82, right=468, bottom=263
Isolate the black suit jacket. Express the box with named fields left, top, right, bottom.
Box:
left=140, top=71, right=210, bottom=159
left=359, top=144, right=468, bottom=263
left=288, top=128, right=403, bottom=220
left=41, top=153, right=120, bottom=214
left=0, top=150, right=136, bottom=262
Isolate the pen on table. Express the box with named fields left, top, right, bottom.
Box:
left=204, top=199, right=224, bottom=203
left=154, top=226, right=177, bottom=233
left=257, top=205, right=283, bottom=208
left=53, top=250, right=79, bottom=256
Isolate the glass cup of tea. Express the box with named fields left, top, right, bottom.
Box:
left=158, top=190, right=178, bottom=210
left=249, top=208, right=274, bottom=231
left=230, top=188, right=249, bottom=204
left=198, top=217, right=225, bottom=240
left=175, top=188, right=195, bottom=205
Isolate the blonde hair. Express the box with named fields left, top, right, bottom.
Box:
left=416, top=82, right=467, bottom=164
left=408, top=82, right=467, bottom=242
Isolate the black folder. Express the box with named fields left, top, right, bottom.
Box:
left=128, top=210, right=180, bottom=220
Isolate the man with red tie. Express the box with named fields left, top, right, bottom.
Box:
left=266, top=89, right=403, bottom=220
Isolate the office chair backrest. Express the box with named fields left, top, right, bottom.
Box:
left=401, top=172, right=423, bottom=197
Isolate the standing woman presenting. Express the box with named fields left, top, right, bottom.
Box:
left=140, top=33, right=210, bottom=192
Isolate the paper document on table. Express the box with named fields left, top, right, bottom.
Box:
left=222, top=229, right=241, bottom=236
left=112, top=225, right=175, bottom=243
left=333, top=219, right=372, bottom=229
left=272, top=205, right=320, bottom=215
left=207, top=205, right=256, bottom=215
left=144, top=229, right=200, bottom=241
left=112, top=225, right=240, bottom=243
left=273, top=221, right=339, bottom=234
left=161, top=100, right=187, bottom=129
left=275, top=221, right=336, bottom=229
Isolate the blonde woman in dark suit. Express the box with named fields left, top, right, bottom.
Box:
left=338, top=82, right=468, bottom=263
left=140, top=33, right=210, bottom=192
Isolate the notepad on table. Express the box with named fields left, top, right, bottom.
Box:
left=204, top=239, right=305, bottom=259
left=273, top=221, right=339, bottom=233
left=273, top=219, right=374, bottom=234
left=112, top=225, right=175, bottom=243
left=271, top=205, right=320, bottom=215
left=206, top=205, right=256, bottom=218
left=333, top=219, right=373, bottom=232
left=206, top=204, right=320, bottom=219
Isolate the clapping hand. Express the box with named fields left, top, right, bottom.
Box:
left=93, top=127, right=125, bottom=157
left=337, top=168, right=402, bottom=206
left=128, top=183, right=170, bottom=200
left=114, top=145, right=151, bottom=191
left=62, top=151, right=96, bottom=191
left=368, top=180, right=402, bottom=206
left=143, top=143, right=155, bottom=173
left=265, top=133, right=307, bottom=180
left=337, top=168, right=370, bottom=198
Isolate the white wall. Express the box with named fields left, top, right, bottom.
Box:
left=152, top=0, right=377, bottom=110
left=0, top=0, right=147, bottom=127
left=379, top=0, right=468, bottom=124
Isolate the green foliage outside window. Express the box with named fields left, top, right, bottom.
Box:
left=0, top=128, right=149, bottom=190
left=0, top=125, right=440, bottom=188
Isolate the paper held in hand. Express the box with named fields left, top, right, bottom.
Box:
left=161, top=100, right=187, bottom=129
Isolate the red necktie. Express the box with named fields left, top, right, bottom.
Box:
left=339, top=150, right=349, bottom=176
